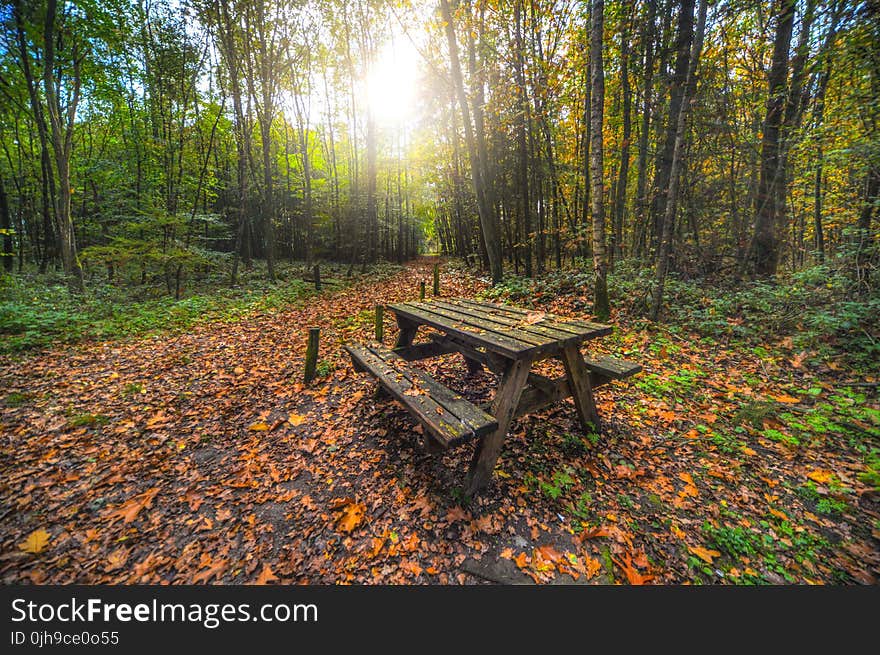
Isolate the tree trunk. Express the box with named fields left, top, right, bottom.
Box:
left=466, top=3, right=499, bottom=271
left=13, top=0, right=57, bottom=273
left=748, top=0, right=795, bottom=276
left=613, top=5, right=634, bottom=264
left=0, top=174, right=12, bottom=272
left=255, top=0, right=276, bottom=281
left=633, top=0, right=656, bottom=258
left=810, top=2, right=843, bottom=263
left=440, top=0, right=503, bottom=284
left=648, top=0, right=695, bottom=255
left=589, top=0, right=610, bottom=320
left=651, top=0, right=706, bottom=322
left=514, top=0, right=532, bottom=277
left=216, top=0, right=250, bottom=285
left=858, top=168, right=879, bottom=252
left=42, top=0, right=84, bottom=292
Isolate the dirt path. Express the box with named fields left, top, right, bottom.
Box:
left=1, top=257, right=877, bottom=585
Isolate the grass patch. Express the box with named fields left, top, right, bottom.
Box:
left=0, top=261, right=401, bottom=355
left=4, top=391, right=32, bottom=407
left=67, top=412, right=109, bottom=427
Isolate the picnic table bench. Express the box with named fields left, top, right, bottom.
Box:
left=344, top=297, right=641, bottom=494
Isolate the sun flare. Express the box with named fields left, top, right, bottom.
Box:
left=366, top=39, right=419, bottom=125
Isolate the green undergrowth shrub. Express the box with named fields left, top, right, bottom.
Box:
left=479, top=257, right=879, bottom=372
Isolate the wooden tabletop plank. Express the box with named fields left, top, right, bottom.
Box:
left=429, top=298, right=606, bottom=343
left=412, top=302, right=551, bottom=346
left=388, top=302, right=540, bottom=357
left=451, top=297, right=611, bottom=335
left=399, top=301, right=563, bottom=350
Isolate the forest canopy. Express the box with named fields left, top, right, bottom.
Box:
left=0, top=0, right=877, bottom=312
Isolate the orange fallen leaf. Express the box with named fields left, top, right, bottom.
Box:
left=536, top=545, right=564, bottom=564
left=773, top=394, right=800, bottom=404
left=612, top=553, right=654, bottom=585
left=105, top=487, right=159, bottom=525
left=19, top=529, right=50, bottom=554
left=288, top=413, right=306, bottom=427
left=193, top=558, right=227, bottom=584
left=513, top=552, right=529, bottom=569
left=583, top=557, right=602, bottom=579
left=254, top=564, right=278, bottom=585
left=334, top=500, right=366, bottom=533
left=688, top=546, right=721, bottom=564
left=742, top=446, right=757, bottom=456
left=580, top=526, right=610, bottom=541
left=248, top=422, right=269, bottom=431
left=369, top=536, right=385, bottom=558
left=400, top=560, right=423, bottom=577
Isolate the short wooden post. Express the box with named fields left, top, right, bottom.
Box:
left=313, top=264, right=321, bottom=291
left=419, top=280, right=425, bottom=301
left=304, top=327, right=320, bottom=383
left=433, top=263, right=439, bottom=296
left=375, top=304, right=384, bottom=343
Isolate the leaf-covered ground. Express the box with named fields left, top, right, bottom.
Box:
left=1, top=258, right=878, bottom=584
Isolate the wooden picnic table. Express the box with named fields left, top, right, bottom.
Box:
left=345, top=297, right=640, bottom=495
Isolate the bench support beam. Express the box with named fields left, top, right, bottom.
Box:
left=560, top=344, right=601, bottom=431
left=465, top=355, right=533, bottom=496
left=394, top=317, right=419, bottom=349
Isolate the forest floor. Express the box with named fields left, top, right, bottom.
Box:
left=1, top=257, right=878, bottom=585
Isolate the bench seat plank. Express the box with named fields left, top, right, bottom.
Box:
left=345, top=343, right=498, bottom=448
left=582, top=355, right=642, bottom=379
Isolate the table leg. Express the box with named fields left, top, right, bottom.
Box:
left=394, top=317, right=419, bottom=349
left=463, top=354, right=483, bottom=374
left=560, top=344, right=601, bottom=431
left=465, top=356, right=533, bottom=496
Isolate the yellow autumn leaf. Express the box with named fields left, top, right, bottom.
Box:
left=742, top=446, right=757, bottom=456
left=19, top=529, right=50, bottom=554
left=671, top=525, right=686, bottom=540
left=807, top=469, right=833, bottom=484
left=288, top=413, right=306, bottom=427
left=773, top=394, right=800, bottom=404
left=248, top=422, right=270, bottom=431
left=688, top=546, right=721, bottom=564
